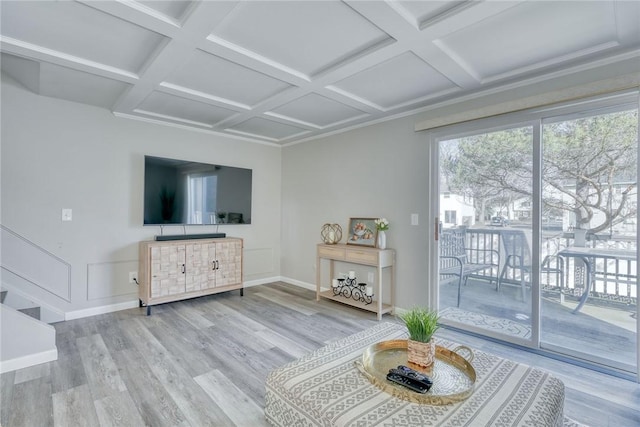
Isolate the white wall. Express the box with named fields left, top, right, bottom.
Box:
left=281, top=116, right=432, bottom=309
left=0, top=305, right=57, bottom=373
left=1, top=74, right=282, bottom=312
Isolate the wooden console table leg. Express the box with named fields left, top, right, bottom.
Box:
left=391, top=256, right=396, bottom=315
left=316, top=254, right=321, bottom=301
left=377, top=265, right=383, bottom=321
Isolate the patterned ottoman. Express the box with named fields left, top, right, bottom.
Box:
left=265, top=322, right=564, bottom=427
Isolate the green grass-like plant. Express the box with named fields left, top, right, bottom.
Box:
left=399, top=307, right=439, bottom=343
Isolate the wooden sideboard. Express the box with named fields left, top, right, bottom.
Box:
left=139, top=237, right=243, bottom=315
left=316, top=243, right=395, bottom=320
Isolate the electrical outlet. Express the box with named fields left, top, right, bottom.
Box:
left=129, top=271, right=138, bottom=284
left=367, top=272, right=374, bottom=283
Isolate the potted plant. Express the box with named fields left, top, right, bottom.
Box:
left=374, top=217, right=389, bottom=249
left=399, top=307, right=439, bottom=367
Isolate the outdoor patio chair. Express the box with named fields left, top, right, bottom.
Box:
left=440, top=228, right=500, bottom=307
left=498, top=229, right=564, bottom=301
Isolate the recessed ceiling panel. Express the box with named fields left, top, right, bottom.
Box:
left=137, top=0, right=194, bottom=21
left=211, top=1, right=392, bottom=76
left=138, top=92, right=237, bottom=125
left=1, top=53, right=129, bottom=109
left=269, top=93, right=367, bottom=127
left=165, top=50, right=292, bottom=106
left=0, top=1, right=166, bottom=73
left=228, top=117, right=308, bottom=140
left=397, top=0, right=469, bottom=26
left=1, top=53, right=40, bottom=94
left=436, top=1, right=619, bottom=81
left=333, top=52, right=457, bottom=109
left=39, top=63, right=131, bottom=110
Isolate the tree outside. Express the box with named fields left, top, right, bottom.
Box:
left=441, top=108, right=638, bottom=235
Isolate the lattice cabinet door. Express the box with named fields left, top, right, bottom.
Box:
left=184, top=243, right=206, bottom=292
left=185, top=242, right=218, bottom=291
left=150, top=244, right=186, bottom=297
left=214, top=240, right=242, bottom=287
left=205, top=242, right=218, bottom=288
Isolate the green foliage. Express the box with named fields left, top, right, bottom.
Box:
left=399, top=307, right=439, bottom=343
left=441, top=108, right=638, bottom=232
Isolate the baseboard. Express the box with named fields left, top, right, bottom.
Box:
left=0, top=348, right=58, bottom=374
left=278, top=276, right=316, bottom=291
left=64, top=278, right=280, bottom=320
left=243, top=276, right=283, bottom=288
left=63, top=277, right=362, bottom=321
left=65, top=300, right=140, bottom=321
left=245, top=276, right=317, bottom=291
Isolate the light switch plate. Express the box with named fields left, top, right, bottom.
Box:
left=411, top=213, right=419, bottom=225
left=61, top=209, right=72, bottom=221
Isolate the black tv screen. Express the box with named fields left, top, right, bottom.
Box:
left=143, top=155, right=252, bottom=225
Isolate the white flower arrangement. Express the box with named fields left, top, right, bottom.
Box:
left=375, top=217, right=389, bottom=231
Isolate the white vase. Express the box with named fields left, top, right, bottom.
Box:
left=377, top=230, right=386, bottom=249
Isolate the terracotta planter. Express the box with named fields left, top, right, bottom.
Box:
left=407, top=339, right=436, bottom=367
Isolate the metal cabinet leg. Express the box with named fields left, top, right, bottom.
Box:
left=146, top=305, right=151, bottom=316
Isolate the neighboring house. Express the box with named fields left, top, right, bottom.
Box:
left=440, top=192, right=475, bottom=228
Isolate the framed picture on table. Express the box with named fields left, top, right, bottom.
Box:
left=346, top=218, right=378, bottom=247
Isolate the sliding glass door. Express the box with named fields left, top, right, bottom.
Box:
left=434, top=92, right=639, bottom=377
left=438, top=125, right=535, bottom=345
left=540, top=106, right=638, bottom=372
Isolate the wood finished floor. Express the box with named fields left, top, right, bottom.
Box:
left=1, top=282, right=638, bottom=427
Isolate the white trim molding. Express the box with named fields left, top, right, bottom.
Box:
left=415, top=72, right=640, bottom=131
left=0, top=348, right=58, bottom=374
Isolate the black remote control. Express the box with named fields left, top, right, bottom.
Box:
left=386, top=372, right=431, bottom=393
left=388, top=369, right=433, bottom=390
left=395, top=365, right=433, bottom=386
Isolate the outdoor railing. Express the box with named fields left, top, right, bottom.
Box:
left=456, top=228, right=500, bottom=284
left=448, top=227, right=637, bottom=308
left=557, top=234, right=637, bottom=307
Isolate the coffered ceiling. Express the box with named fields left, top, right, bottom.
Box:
left=1, top=1, right=639, bottom=146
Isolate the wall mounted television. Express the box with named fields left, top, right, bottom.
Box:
left=143, top=155, right=252, bottom=225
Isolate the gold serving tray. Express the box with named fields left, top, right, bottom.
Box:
left=354, top=339, right=476, bottom=405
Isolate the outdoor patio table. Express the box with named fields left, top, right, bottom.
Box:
left=558, top=246, right=636, bottom=313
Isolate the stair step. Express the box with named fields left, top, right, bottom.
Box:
left=18, top=306, right=41, bottom=320
left=1, top=290, right=6, bottom=304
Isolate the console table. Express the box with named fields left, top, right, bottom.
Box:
left=316, top=244, right=395, bottom=320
